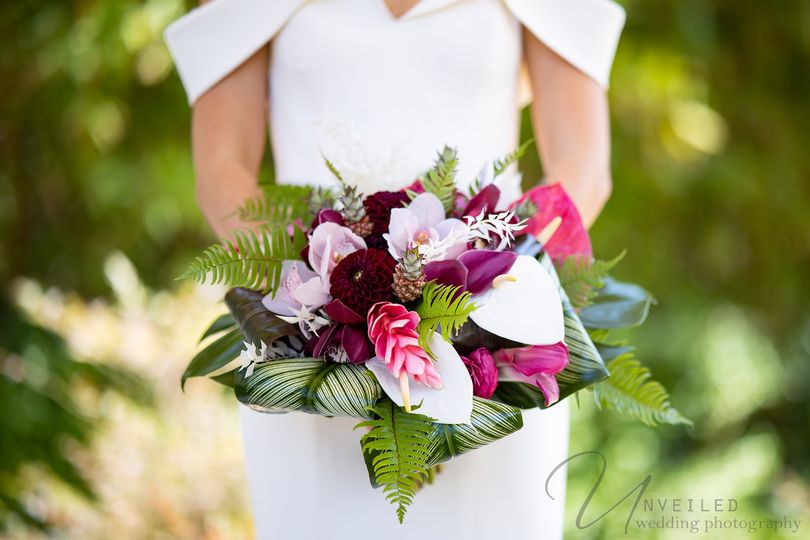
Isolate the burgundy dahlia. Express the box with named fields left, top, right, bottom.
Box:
left=329, top=249, right=396, bottom=314
left=363, top=191, right=409, bottom=234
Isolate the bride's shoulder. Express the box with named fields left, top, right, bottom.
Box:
left=503, top=0, right=626, bottom=88
left=164, top=0, right=305, bottom=104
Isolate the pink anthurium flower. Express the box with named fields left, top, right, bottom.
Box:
left=512, top=182, right=592, bottom=262
left=494, top=342, right=569, bottom=406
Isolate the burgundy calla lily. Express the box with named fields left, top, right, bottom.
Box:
left=512, top=183, right=592, bottom=262
left=494, top=342, right=569, bottom=406
left=309, top=299, right=371, bottom=364
left=310, top=208, right=344, bottom=230
left=463, top=184, right=501, bottom=218
left=424, top=250, right=518, bottom=295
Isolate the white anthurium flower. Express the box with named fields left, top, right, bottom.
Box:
left=469, top=255, right=565, bottom=345
left=239, top=340, right=268, bottom=378
left=366, top=333, right=473, bottom=425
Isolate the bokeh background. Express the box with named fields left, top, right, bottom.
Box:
left=1, top=0, right=809, bottom=538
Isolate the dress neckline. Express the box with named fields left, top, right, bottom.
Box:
left=379, top=0, right=422, bottom=20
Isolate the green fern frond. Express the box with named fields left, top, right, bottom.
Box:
left=493, top=138, right=533, bottom=177
left=594, top=354, right=692, bottom=427
left=416, top=146, right=458, bottom=213
left=237, top=184, right=313, bottom=225
left=415, top=281, right=477, bottom=356
left=356, top=401, right=434, bottom=523
left=178, top=227, right=305, bottom=295
left=557, top=251, right=625, bottom=309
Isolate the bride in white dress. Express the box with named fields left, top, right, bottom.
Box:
left=165, top=1, right=624, bottom=538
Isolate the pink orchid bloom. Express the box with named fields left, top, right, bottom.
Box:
left=384, top=192, right=467, bottom=261
left=307, top=221, right=366, bottom=294
left=262, top=260, right=329, bottom=315
left=512, top=183, right=592, bottom=262
left=367, top=302, right=442, bottom=389
left=494, top=342, right=569, bottom=406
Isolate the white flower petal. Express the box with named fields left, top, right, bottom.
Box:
left=365, top=333, right=473, bottom=425
left=470, top=255, right=564, bottom=345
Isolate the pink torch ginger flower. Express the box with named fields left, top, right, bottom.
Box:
left=367, top=302, right=442, bottom=389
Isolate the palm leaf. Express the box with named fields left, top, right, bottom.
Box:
left=236, top=184, right=313, bottom=225
left=356, top=400, right=435, bottom=523
left=236, top=359, right=382, bottom=419
left=178, top=226, right=305, bottom=294
left=415, top=281, right=477, bottom=356
left=413, top=145, right=458, bottom=213
left=593, top=355, right=692, bottom=427
left=557, top=251, right=625, bottom=309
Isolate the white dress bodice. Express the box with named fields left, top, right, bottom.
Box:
left=165, top=1, right=624, bottom=538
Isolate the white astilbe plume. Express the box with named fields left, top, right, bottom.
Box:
left=464, top=210, right=528, bottom=251
left=316, top=109, right=416, bottom=193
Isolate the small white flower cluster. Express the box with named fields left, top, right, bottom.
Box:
left=239, top=336, right=306, bottom=378
left=464, top=210, right=527, bottom=251
left=277, top=306, right=330, bottom=338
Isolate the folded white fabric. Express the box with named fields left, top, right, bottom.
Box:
left=164, top=0, right=625, bottom=105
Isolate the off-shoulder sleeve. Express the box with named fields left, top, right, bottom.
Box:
left=504, top=0, right=626, bottom=88
left=164, top=0, right=305, bottom=105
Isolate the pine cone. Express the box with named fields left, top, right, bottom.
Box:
left=393, top=267, right=426, bottom=302
left=347, top=215, right=374, bottom=237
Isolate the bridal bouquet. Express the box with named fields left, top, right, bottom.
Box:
left=181, top=146, right=688, bottom=522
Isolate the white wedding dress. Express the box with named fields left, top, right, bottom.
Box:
left=166, top=1, right=624, bottom=538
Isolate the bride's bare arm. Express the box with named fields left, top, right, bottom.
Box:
left=524, top=30, right=613, bottom=228
left=191, top=43, right=268, bottom=238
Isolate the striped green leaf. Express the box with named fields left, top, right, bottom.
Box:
left=425, top=397, right=523, bottom=465
left=235, top=359, right=382, bottom=419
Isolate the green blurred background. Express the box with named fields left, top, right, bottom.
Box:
left=1, top=0, right=808, bottom=538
